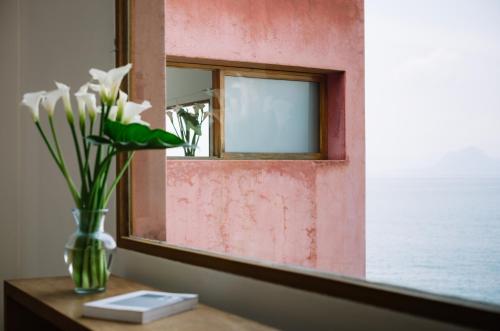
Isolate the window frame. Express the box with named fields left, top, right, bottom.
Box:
left=115, top=1, right=500, bottom=329
left=167, top=60, right=328, bottom=160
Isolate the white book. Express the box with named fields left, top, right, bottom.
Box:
left=83, top=290, right=198, bottom=324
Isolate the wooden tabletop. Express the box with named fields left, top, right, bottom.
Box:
left=5, top=276, right=276, bottom=331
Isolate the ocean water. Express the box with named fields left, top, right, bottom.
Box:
left=366, top=177, right=500, bottom=306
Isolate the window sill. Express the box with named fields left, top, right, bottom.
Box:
left=166, top=156, right=348, bottom=163
left=117, top=236, right=500, bottom=330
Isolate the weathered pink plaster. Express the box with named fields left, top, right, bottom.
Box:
left=166, top=160, right=365, bottom=274
left=165, top=0, right=364, bottom=71
left=149, top=0, right=364, bottom=277
left=130, top=0, right=167, bottom=240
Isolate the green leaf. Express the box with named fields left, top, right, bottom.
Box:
left=86, top=135, right=113, bottom=146
left=104, top=120, right=187, bottom=151
left=178, top=109, right=202, bottom=135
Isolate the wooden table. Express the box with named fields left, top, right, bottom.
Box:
left=4, top=276, right=276, bottom=331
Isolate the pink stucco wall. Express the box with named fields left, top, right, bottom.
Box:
left=163, top=0, right=365, bottom=277
left=130, top=0, right=168, bottom=240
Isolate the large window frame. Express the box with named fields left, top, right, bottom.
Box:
left=167, top=59, right=328, bottom=160
left=115, top=1, right=500, bottom=329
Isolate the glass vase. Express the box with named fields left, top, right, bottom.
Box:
left=64, top=209, right=116, bottom=294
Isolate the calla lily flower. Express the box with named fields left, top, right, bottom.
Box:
left=129, top=114, right=150, bottom=127
left=18, top=63, right=186, bottom=234
left=21, top=91, right=46, bottom=122
left=75, top=89, right=99, bottom=122
left=166, top=110, right=174, bottom=124
left=107, top=105, right=118, bottom=121
left=116, top=90, right=128, bottom=122
left=75, top=84, right=88, bottom=119
left=88, top=83, right=101, bottom=94
left=107, top=100, right=150, bottom=126
left=121, top=100, right=151, bottom=126
left=89, top=63, right=132, bottom=105
left=41, top=89, right=63, bottom=117
left=55, top=82, right=74, bottom=123
left=107, top=94, right=150, bottom=126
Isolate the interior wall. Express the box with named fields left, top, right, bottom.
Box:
left=0, top=0, right=115, bottom=329
left=0, top=0, right=21, bottom=327
left=0, top=0, right=474, bottom=330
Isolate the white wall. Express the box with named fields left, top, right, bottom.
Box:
left=0, top=1, right=474, bottom=330
left=0, top=0, right=115, bottom=327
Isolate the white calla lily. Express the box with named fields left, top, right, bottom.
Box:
left=130, top=115, right=150, bottom=127
left=116, top=90, right=128, bottom=122
left=107, top=105, right=118, bottom=121
left=88, top=83, right=101, bottom=93
left=41, top=89, right=63, bottom=117
left=21, top=91, right=46, bottom=122
left=166, top=109, right=174, bottom=125
left=77, top=83, right=89, bottom=93
left=121, top=100, right=151, bottom=126
left=75, top=91, right=99, bottom=122
left=55, top=82, right=74, bottom=123
left=75, top=84, right=88, bottom=119
left=18, top=63, right=187, bottom=243
left=83, top=93, right=99, bottom=119
left=89, top=63, right=132, bottom=105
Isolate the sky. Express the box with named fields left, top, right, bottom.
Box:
left=365, top=0, right=500, bottom=176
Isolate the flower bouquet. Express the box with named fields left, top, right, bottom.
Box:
left=20, top=64, right=186, bottom=293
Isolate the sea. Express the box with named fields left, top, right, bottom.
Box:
left=366, top=177, right=500, bottom=306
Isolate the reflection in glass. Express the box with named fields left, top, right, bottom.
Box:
left=166, top=67, right=212, bottom=157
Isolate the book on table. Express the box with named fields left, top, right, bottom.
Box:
left=82, top=290, right=198, bottom=324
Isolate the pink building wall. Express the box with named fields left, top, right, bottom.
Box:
left=129, top=0, right=168, bottom=240
left=162, top=0, right=364, bottom=277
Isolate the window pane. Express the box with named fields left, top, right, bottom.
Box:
left=224, top=76, right=320, bottom=153
left=166, top=67, right=212, bottom=157
left=365, top=0, right=500, bottom=306
left=129, top=0, right=500, bottom=311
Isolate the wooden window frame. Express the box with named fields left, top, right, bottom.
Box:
left=167, top=59, right=328, bottom=160
left=115, top=1, right=500, bottom=329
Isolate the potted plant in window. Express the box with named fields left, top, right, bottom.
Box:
left=20, top=64, right=186, bottom=293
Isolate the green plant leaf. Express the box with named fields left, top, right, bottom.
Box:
left=178, top=109, right=202, bottom=136
left=103, top=120, right=187, bottom=151
left=86, top=135, right=113, bottom=146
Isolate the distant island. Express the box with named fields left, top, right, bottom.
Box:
left=424, top=147, right=500, bottom=178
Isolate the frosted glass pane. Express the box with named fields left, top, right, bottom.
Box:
left=224, top=76, right=319, bottom=153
